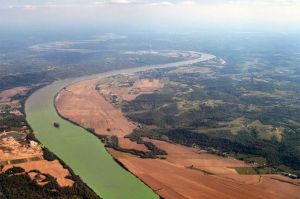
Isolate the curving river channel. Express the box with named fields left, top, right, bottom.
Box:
left=25, top=52, right=216, bottom=199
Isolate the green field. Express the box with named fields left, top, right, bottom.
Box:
left=25, top=79, right=158, bottom=199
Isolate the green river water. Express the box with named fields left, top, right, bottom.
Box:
left=25, top=52, right=215, bottom=199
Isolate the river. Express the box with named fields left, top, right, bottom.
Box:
left=25, top=52, right=215, bottom=199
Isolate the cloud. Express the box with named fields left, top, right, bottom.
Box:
left=151, top=1, right=174, bottom=6
left=150, top=1, right=200, bottom=6
left=1, top=0, right=300, bottom=8
left=23, top=4, right=37, bottom=9
left=1, top=0, right=299, bottom=31
left=227, top=0, right=300, bottom=6
left=109, top=0, right=136, bottom=4
left=178, top=1, right=197, bottom=6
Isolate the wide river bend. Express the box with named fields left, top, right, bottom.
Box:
left=25, top=52, right=215, bottom=199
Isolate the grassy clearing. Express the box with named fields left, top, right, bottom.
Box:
left=234, top=167, right=258, bottom=175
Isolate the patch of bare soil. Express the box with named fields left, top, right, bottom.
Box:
left=0, top=87, right=28, bottom=103
left=0, top=86, right=28, bottom=116
left=3, top=160, right=74, bottom=187
left=98, top=78, right=164, bottom=102
left=0, top=136, right=73, bottom=187
left=109, top=147, right=299, bottom=199
left=56, top=79, right=136, bottom=137
left=56, top=79, right=149, bottom=151
left=143, top=138, right=247, bottom=175
left=0, top=137, right=42, bottom=161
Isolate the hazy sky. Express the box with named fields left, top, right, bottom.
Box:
left=0, top=0, right=299, bottom=5
left=0, top=0, right=300, bottom=32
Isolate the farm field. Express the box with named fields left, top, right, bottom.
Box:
left=56, top=69, right=300, bottom=198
